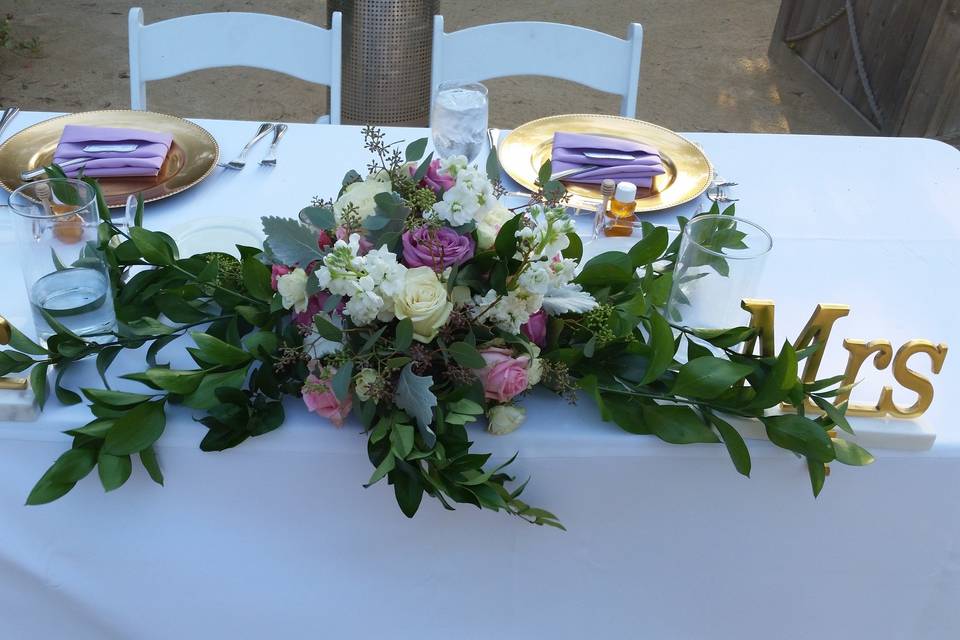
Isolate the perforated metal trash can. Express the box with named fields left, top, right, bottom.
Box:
left=328, top=0, right=438, bottom=126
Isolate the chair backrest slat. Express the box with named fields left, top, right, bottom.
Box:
left=432, top=17, right=643, bottom=118
left=128, top=8, right=342, bottom=123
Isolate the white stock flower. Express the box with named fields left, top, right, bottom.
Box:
left=439, top=155, right=468, bottom=177
left=344, top=289, right=383, bottom=325
left=469, top=289, right=538, bottom=334
left=487, top=404, right=526, bottom=435
left=277, top=268, right=309, bottom=313
left=333, top=173, right=392, bottom=222
left=432, top=162, right=497, bottom=226
left=433, top=183, right=477, bottom=226
left=476, top=203, right=514, bottom=250
left=364, top=246, right=407, bottom=298
left=517, top=262, right=552, bottom=295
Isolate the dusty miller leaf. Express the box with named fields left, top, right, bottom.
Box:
left=393, top=363, right=437, bottom=432
left=261, top=216, right=325, bottom=267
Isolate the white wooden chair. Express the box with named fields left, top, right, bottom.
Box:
left=431, top=16, right=643, bottom=118
left=128, top=8, right=342, bottom=124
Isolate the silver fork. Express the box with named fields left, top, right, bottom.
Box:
left=259, top=124, right=287, bottom=166
left=222, top=122, right=274, bottom=170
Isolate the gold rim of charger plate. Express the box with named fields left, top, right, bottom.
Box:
left=0, top=110, right=219, bottom=208
left=498, top=114, right=713, bottom=213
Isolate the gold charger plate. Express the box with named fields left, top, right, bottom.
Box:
left=0, top=110, right=219, bottom=208
left=499, top=114, right=713, bottom=213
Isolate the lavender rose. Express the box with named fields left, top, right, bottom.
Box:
left=401, top=226, right=475, bottom=271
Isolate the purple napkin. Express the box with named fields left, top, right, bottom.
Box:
left=551, top=131, right=665, bottom=188
left=53, top=125, right=174, bottom=178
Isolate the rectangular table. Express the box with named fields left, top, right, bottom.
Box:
left=1, top=112, right=959, bottom=639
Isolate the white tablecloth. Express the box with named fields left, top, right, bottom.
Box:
left=1, top=112, right=959, bottom=639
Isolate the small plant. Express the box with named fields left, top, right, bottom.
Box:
left=0, top=13, right=43, bottom=56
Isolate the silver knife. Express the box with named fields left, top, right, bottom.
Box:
left=83, top=143, right=139, bottom=153
left=550, top=164, right=600, bottom=181
left=0, top=106, right=20, bottom=141
left=20, top=157, right=91, bottom=180
left=583, top=151, right=639, bottom=161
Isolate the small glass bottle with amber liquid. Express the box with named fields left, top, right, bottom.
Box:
left=603, top=181, right=638, bottom=237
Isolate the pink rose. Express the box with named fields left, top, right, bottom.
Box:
left=302, top=372, right=352, bottom=427
left=409, top=158, right=455, bottom=195
left=270, top=264, right=292, bottom=290
left=521, top=309, right=547, bottom=347
left=475, top=347, right=530, bottom=403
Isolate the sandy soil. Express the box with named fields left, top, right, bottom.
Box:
left=0, top=0, right=856, bottom=133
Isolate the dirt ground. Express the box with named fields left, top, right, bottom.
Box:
left=0, top=0, right=859, bottom=133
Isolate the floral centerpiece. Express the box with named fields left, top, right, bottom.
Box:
left=5, top=128, right=873, bottom=528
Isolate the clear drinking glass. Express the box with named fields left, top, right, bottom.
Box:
left=9, top=179, right=117, bottom=344
left=431, top=81, right=489, bottom=162
left=666, top=215, right=772, bottom=329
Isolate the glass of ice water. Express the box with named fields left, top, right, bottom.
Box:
left=431, top=81, right=489, bottom=163
left=9, top=179, right=117, bottom=344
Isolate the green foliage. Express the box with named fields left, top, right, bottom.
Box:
left=393, top=363, right=437, bottom=431
left=11, top=163, right=871, bottom=526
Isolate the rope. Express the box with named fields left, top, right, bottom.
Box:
left=783, top=1, right=884, bottom=128
left=784, top=5, right=847, bottom=43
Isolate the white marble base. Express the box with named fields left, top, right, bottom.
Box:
left=0, top=385, right=38, bottom=421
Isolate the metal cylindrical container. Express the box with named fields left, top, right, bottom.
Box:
left=329, top=0, right=438, bottom=126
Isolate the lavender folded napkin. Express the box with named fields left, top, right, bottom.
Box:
left=551, top=131, right=665, bottom=188
left=53, top=125, right=174, bottom=178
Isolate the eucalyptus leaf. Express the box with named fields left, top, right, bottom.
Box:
left=405, top=137, right=428, bottom=161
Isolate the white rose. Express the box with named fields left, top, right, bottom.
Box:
left=354, top=368, right=379, bottom=402
left=333, top=174, right=392, bottom=222
left=277, top=268, right=309, bottom=313
left=393, top=266, right=453, bottom=342
left=487, top=404, right=526, bottom=435
left=476, top=203, right=514, bottom=250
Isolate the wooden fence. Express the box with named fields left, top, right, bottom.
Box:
left=771, top=0, right=960, bottom=144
